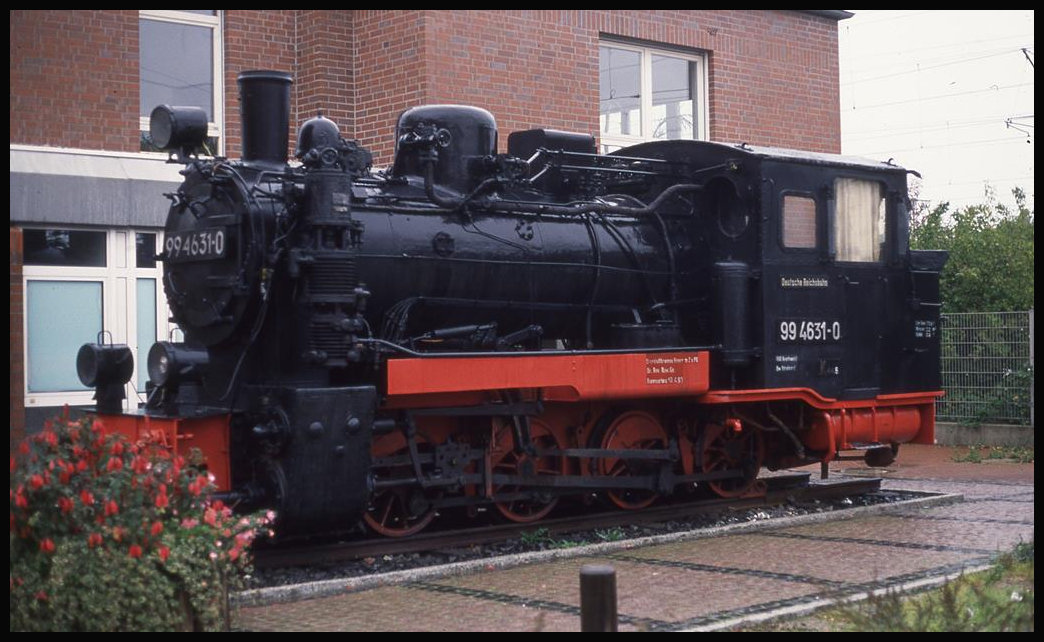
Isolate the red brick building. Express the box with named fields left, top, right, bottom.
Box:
left=9, top=10, right=851, bottom=442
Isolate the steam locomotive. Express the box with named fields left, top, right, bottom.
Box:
left=77, top=71, right=946, bottom=537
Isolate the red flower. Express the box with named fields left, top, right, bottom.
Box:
left=131, top=456, right=149, bottom=475
left=58, top=497, right=75, bottom=514
left=157, top=546, right=170, bottom=562
left=155, top=492, right=169, bottom=510
left=75, top=459, right=88, bottom=473
left=106, top=457, right=123, bottom=472
left=43, top=431, right=58, bottom=447
left=80, top=489, right=95, bottom=506
left=128, top=544, right=143, bottom=559
left=15, top=491, right=28, bottom=509
left=150, top=521, right=164, bottom=536
left=35, top=590, right=48, bottom=602
left=104, top=500, right=119, bottom=517
left=87, top=532, right=103, bottom=548
left=111, top=441, right=125, bottom=456
left=9, top=456, right=15, bottom=473
left=112, top=526, right=125, bottom=542
left=39, top=538, right=56, bottom=554
left=29, top=474, right=45, bottom=490
left=18, top=442, right=30, bottom=456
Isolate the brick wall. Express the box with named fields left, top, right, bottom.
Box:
left=352, top=11, right=431, bottom=163
left=10, top=10, right=842, bottom=161
left=222, top=10, right=297, bottom=159
left=294, top=11, right=356, bottom=143
left=10, top=10, right=139, bottom=152
left=418, top=10, right=842, bottom=166
left=423, top=10, right=598, bottom=158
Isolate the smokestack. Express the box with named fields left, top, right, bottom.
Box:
left=237, top=70, right=293, bottom=167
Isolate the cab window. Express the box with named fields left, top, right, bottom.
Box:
left=782, top=194, right=817, bottom=249
left=834, top=178, right=885, bottom=262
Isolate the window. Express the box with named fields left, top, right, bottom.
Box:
left=782, top=195, right=817, bottom=249
left=834, top=178, right=886, bottom=262
left=139, top=10, right=222, bottom=155
left=599, top=41, right=708, bottom=153
left=23, top=229, right=173, bottom=410
left=27, top=281, right=103, bottom=393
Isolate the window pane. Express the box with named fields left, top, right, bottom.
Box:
left=651, top=55, right=695, bottom=140
left=599, top=46, right=641, bottom=137
left=24, top=229, right=107, bottom=267
left=137, top=279, right=157, bottom=392
left=27, top=281, right=103, bottom=392
left=835, top=179, right=885, bottom=262
left=136, top=233, right=157, bottom=268
left=140, top=18, right=214, bottom=119
left=783, top=195, right=817, bottom=248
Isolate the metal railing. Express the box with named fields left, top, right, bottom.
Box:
left=937, top=310, right=1034, bottom=426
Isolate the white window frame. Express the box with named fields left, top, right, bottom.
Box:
left=138, top=10, right=224, bottom=156
left=23, top=227, right=174, bottom=411
left=599, top=40, right=709, bottom=153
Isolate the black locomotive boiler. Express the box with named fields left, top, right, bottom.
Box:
left=78, top=70, right=947, bottom=537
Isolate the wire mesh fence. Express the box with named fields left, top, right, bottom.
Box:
left=938, top=310, right=1034, bottom=426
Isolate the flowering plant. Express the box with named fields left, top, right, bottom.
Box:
left=10, top=411, right=274, bottom=631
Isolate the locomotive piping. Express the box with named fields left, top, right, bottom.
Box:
left=357, top=337, right=718, bottom=359
left=420, top=155, right=703, bottom=217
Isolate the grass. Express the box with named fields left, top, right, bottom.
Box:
left=733, top=539, right=1034, bottom=632
left=952, top=445, right=1034, bottom=464
left=518, top=527, right=583, bottom=550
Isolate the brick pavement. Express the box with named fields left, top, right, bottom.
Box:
left=233, top=444, right=1033, bottom=632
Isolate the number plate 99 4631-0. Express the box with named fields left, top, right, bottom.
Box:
left=164, top=228, right=226, bottom=262
left=777, top=319, right=842, bottom=344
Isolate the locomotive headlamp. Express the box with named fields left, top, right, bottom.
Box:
left=149, top=105, right=208, bottom=153
left=147, top=342, right=209, bottom=388
left=77, top=343, right=134, bottom=388
left=76, top=342, right=134, bottom=414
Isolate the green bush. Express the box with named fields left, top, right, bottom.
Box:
left=10, top=412, right=274, bottom=631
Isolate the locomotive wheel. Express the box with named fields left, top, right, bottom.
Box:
left=595, top=411, right=669, bottom=510
left=364, top=432, right=438, bottom=537
left=491, top=418, right=566, bottom=523
left=699, top=422, right=765, bottom=498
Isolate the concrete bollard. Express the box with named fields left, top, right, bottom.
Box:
left=580, top=564, right=617, bottom=632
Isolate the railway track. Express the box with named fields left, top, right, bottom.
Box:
left=254, top=474, right=882, bottom=569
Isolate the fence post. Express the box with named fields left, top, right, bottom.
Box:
left=1030, top=309, right=1035, bottom=429
left=580, top=564, right=618, bottom=632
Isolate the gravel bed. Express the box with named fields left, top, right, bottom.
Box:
left=247, top=489, right=920, bottom=590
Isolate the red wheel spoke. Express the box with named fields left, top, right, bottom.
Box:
left=492, top=420, right=565, bottom=523
left=364, top=433, right=438, bottom=537
left=698, top=423, right=764, bottom=498
left=596, top=411, right=667, bottom=511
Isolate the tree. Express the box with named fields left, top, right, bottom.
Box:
left=910, top=187, right=1034, bottom=313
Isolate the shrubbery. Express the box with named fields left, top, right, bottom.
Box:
left=10, top=411, right=273, bottom=631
